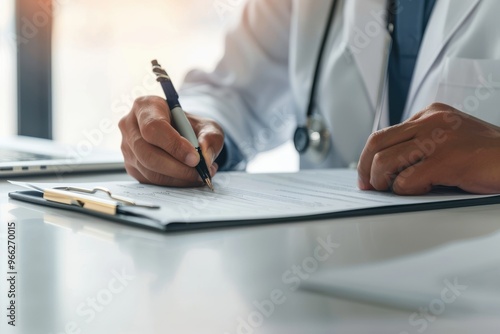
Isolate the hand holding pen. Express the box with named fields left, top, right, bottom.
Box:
left=118, top=63, right=225, bottom=188
left=152, top=60, right=214, bottom=190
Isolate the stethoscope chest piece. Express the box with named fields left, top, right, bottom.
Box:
left=293, top=114, right=331, bottom=164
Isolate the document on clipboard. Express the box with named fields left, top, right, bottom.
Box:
left=8, top=170, right=500, bottom=231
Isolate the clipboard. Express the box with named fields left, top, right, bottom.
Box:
left=8, top=188, right=248, bottom=232
left=7, top=183, right=169, bottom=231
left=9, top=170, right=500, bottom=232
left=9, top=189, right=316, bottom=232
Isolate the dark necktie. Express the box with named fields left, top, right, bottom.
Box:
left=388, top=0, right=437, bottom=125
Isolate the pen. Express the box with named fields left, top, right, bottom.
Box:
left=151, top=59, right=214, bottom=191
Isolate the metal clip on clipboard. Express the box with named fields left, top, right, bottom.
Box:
left=16, top=183, right=160, bottom=215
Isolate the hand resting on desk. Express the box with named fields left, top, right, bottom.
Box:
left=358, top=103, right=500, bottom=195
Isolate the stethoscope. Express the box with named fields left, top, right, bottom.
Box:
left=293, top=0, right=395, bottom=163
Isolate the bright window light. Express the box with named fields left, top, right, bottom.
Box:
left=0, top=0, right=17, bottom=137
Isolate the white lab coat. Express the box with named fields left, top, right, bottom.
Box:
left=179, top=0, right=500, bottom=169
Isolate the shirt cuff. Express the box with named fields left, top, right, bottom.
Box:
left=215, top=134, right=246, bottom=171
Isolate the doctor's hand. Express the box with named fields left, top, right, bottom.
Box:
left=357, top=103, right=500, bottom=195
left=119, top=96, right=224, bottom=186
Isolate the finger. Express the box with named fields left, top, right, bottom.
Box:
left=358, top=122, right=419, bottom=190
left=134, top=97, right=200, bottom=167
left=392, top=149, right=484, bottom=195
left=392, top=160, right=439, bottom=195
left=120, top=101, right=204, bottom=187
left=406, top=109, right=428, bottom=122
left=369, top=140, right=426, bottom=191
left=134, top=138, right=202, bottom=182
left=407, top=102, right=458, bottom=122
left=392, top=147, right=500, bottom=196
left=121, top=110, right=200, bottom=182
left=127, top=117, right=202, bottom=182
left=119, top=113, right=141, bottom=162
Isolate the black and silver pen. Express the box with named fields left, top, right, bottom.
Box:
left=151, top=60, right=214, bottom=191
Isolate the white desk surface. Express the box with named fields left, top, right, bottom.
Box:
left=1, top=172, right=500, bottom=334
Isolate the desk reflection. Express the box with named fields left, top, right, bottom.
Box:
left=3, top=200, right=500, bottom=334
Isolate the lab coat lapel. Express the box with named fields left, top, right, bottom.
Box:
left=345, top=0, right=390, bottom=112
left=405, top=0, right=481, bottom=116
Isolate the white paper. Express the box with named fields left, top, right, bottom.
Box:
left=9, top=169, right=500, bottom=225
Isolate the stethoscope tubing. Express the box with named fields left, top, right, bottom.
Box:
left=296, top=0, right=396, bottom=156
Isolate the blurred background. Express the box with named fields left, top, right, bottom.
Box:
left=0, top=0, right=16, bottom=138
left=0, top=0, right=298, bottom=172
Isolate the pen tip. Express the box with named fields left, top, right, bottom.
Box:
left=152, top=59, right=159, bottom=66
left=205, top=178, right=214, bottom=192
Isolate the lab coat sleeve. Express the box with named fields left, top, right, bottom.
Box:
left=179, top=0, right=294, bottom=164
